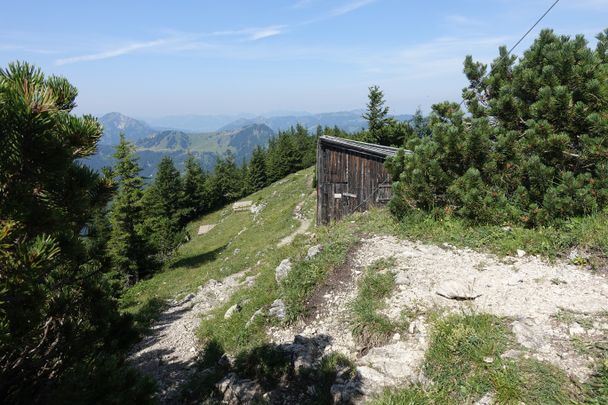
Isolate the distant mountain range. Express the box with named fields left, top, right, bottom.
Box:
left=90, top=110, right=413, bottom=177
left=86, top=119, right=275, bottom=178
left=217, top=111, right=413, bottom=133
left=98, top=112, right=157, bottom=145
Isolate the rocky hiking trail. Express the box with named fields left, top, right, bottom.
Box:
left=128, top=173, right=608, bottom=405
left=129, top=270, right=255, bottom=403
left=269, top=235, right=608, bottom=403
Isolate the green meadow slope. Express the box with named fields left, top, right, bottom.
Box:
left=122, top=165, right=608, bottom=404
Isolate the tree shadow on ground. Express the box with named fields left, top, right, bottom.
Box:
left=181, top=334, right=364, bottom=404
left=170, top=244, right=228, bottom=269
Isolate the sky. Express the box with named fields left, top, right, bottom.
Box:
left=1, top=0, right=607, bottom=118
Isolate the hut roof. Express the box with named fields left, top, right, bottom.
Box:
left=319, top=136, right=408, bottom=159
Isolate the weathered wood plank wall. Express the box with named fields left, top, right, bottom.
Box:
left=316, top=137, right=395, bottom=225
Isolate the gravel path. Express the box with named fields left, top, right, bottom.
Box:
left=129, top=270, right=251, bottom=403
left=270, top=235, right=608, bottom=401
left=277, top=196, right=312, bottom=248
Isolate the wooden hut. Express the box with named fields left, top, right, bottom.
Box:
left=316, top=136, right=405, bottom=225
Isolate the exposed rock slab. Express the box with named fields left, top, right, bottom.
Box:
left=197, top=224, right=216, bottom=235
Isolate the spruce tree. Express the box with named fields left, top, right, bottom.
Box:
left=362, top=85, right=392, bottom=143
left=108, top=134, right=152, bottom=282
left=181, top=154, right=209, bottom=222
left=142, top=156, right=185, bottom=258
left=208, top=152, right=243, bottom=207
left=246, top=146, right=268, bottom=192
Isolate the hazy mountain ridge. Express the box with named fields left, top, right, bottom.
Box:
left=85, top=123, right=275, bottom=178
left=218, top=110, right=414, bottom=133
left=98, top=112, right=157, bottom=145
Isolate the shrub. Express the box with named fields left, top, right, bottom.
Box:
left=388, top=29, right=608, bottom=226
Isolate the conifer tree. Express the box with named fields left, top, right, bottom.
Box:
left=246, top=146, right=268, bottom=192
left=181, top=154, right=209, bottom=222
left=362, top=85, right=392, bottom=143
left=388, top=29, right=608, bottom=225
left=142, top=156, right=185, bottom=258
left=108, top=135, right=152, bottom=282
left=0, top=62, right=152, bottom=402
left=208, top=152, right=243, bottom=207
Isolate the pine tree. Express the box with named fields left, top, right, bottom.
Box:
left=108, top=134, right=153, bottom=283
left=0, top=62, right=152, bottom=402
left=389, top=29, right=608, bottom=225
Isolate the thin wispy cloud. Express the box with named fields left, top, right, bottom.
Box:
left=330, top=0, right=377, bottom=17
left=211, top=25, right=286, bottom=41
left=56, top=37, right=181, bottom=65
left=249, top=26, right=284, bottom=40
left=445, top=14, right=484, bottom=27
left=54, top=25, right=284, bottom=65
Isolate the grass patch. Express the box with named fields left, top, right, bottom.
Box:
left=351, top=258, right=403, bottom=347
left=360, top=207, right=608, bottom=263
left=196, top=212, right=359, bottom=354
left=371, top=313, right=578, bottom=404
left=120, top=169, right=313, bottom=331
left=583, top=358, right=608, bottom=404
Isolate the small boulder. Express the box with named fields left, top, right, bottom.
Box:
left=306, top=244, right=323, bottom=259
left=569, top=322, right=585, bottom=336
left=269, top=299, right=286, bottom=320
left=436, top=280, right=481, bottom=300
left=216, top=373, right=263, bottom=404
left=516, top=249, right=526, bottom=258
left=275, top=259, right=292, bottom=283
left=245, top=309, right=264, bottom=328
left=475, top=392, right=495, bottom=405
left=224, top=303, right=242, bottom=319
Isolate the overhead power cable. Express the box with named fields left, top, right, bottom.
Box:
left=459, top=0, right=561, bottom=108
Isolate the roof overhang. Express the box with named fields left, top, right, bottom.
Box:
left=318, top=135, right=410, bottom=159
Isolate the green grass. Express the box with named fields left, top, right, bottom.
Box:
left=371, top=313, right=579, bottom=404
left=583, top=358, right=608, bottom=404
left=120, top=168, right=314, bottom=330
left=121, top=165, right=608, bottom=403
left=196, top=205, right=360, bottom=353
left=360, top=207, right=608, bottom=264
left=351, top=258, right=403, bottom=347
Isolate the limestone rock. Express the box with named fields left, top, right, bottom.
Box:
left=475, top=392, right=495, bottom=405
left=306, top=244, right=323, bottom=259
left=224, top=303, right=242, bottom=319
left=216, top=373, right=263, bottom=404
left=435, top=280, right=481, bottom=300
left=275, top=258, right=292, bottom=283
left=269, top=299, right=286, bottom=320
left=358, top=341, right=426, bottom=392
left=245, top=309, right=264, bottom=328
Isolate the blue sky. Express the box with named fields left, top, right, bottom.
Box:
left=1, top=0, right=607, bottom=117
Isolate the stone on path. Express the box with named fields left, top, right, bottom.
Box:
left=435, top=279, right=481, bottom=300
left=233, top=201, right=253, bottom=211
left=197, top=224, right=216, bottom=235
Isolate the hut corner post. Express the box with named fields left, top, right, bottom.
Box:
left=316, top=137, right=324, bottom=225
